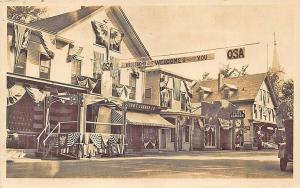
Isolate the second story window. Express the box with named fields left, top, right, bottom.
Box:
left=129, top=73, right=137, bottom=100
left=14, top=49, right=27, bottom=75
left=71, top=59, right=82, bottom=84
left=181, top=93, right=186, bottom=111
left=145, top=88, right=152, bottom=100
left=39, top=53, right=51, bottom=80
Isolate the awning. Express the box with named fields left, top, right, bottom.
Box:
left=111, top=110, right=174, bottom=128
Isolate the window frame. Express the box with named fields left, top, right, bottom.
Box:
left=171, top=128, right=175, bottom=142
left=145, top=88, right=152, bottom=100
left=185, top=126, right=190, bottom=142
left=14, top=49, right=27, bottom=75
left=39, top=53, right=51, bottom=80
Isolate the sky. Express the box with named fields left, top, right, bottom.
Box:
left=45, top=3, right=296, bottom=80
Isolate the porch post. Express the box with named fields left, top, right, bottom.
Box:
left=78, top=94, right=87, bottom=143
left=122, top=102, right=127, bottom=155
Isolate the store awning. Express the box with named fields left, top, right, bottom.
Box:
left=111, top=110, right=175, bottom=128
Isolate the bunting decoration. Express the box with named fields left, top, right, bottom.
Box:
left=112, top=84, right=131, bottom=99
left=109, top=28, right=124, bottom=52
left=93, top=51, right=103, bottom=77
left=13, top=23, right=31, bottom=64
left=90, top=133, right=103, bottom=149
left=218, top=118, right=232, bottom=130
left=7, top=82, right=26, bottom=106
left=91, top=21, right=108, bottom=47
left=67, top=45, right=83, bottom=62
left=38, top=31, right=55, bottom=59
left=23, top=84, right=50, bottom=103
left=75, top=75, right=99, bottom=91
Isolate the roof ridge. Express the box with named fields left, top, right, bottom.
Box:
left=29, top=6, right=102, bottom=34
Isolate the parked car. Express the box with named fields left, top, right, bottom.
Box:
left=278, top=119, right=293, bottom=171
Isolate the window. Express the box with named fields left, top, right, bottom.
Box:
left=259, top=106, right=262, bottom=119
left=14, top=49, right=27, bottom=75
left=171, top=128, right=175, bottom=142
left=71, top=59, right=81, bottom=76
left=224, top=88, right=230, bottom=99
left=145, top=88, right=152, bottom=99
left=129, top=73, right=137, bottom=100
left=205, top=127, right=216, bottom=147
left=39, top=53, right=51, bottom=79
left=254, top=104, right=257, bottom=119
left=198, top=90, right=204, bottom=102
left=185, top=126, right=189, bottom=142
left=181, top=93, right=186, bottom=111
left=268, top=109, right=271, bottom=121
left=167, top=89, right=172, bottom=108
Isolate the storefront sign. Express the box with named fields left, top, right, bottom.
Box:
left=227, top=47, right=245, bottom=60
left=230, top=110, right=245, bottom=119
left=125, top=102, right=161, bottom=113
left=121, top=53, right=215, bottom=68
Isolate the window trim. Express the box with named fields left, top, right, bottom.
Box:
left=14, top=49, right=27, bottom=75
left=145, top=87, right=152, bottom=100
left=185, top=126, right=190, bottom=143
left=39, top=52, right=51, bottom=80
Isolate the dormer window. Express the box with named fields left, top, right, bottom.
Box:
left=224, top=88, right=230, bottom=99
left=198, top=90, right=205, bottom=101
left=196, top=86, right=212, bottom=102
left=220, top=83, right=237, bottom=99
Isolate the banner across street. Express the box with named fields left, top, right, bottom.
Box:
left=121, top=53, right=215, bottom=68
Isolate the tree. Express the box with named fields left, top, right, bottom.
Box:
left=219, top=64, right=249, bottom=78
left=7, top=6, right=47, bottom=23
left=268, top=72, right=294, bottom=120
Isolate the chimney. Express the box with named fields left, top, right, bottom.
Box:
left=218, top=73, right=223, bottom=91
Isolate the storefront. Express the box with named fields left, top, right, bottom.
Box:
left=111, top=102, right=175, bottom=152
left=6, top=76, right=85, bottom=149
left=160, top=111, right=204, bottom=152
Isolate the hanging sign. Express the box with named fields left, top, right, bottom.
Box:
left=230, top=110, right=245, bottom=119
left=227, top=47, right=245, bottom=60
left=121, top=53, right=215, bottom=68
left=125, top=102, right=161, bottom=113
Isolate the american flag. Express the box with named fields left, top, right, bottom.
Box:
left=13, top=24, right=31, bottom=63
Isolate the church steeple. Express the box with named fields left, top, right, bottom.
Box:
left=269, top=32, right=284, bottom=79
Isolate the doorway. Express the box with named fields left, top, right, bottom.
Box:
left=160, top=129, right=167, bottom=149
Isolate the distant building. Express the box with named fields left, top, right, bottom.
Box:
left=144, top=68, right=204, bottom=151
left=192, top=73, right=279, bottom=150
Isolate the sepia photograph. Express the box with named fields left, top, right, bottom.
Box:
left=1, top=1, right=298, bottom=187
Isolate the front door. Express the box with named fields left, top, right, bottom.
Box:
left=131, top=126, right=143, bottom=151
left=161, top=129, right=167, bottom=149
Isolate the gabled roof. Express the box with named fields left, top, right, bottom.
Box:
left=28, top=6, right=151, bottom=58
left=29, top=6, right=102, bottom=34
left=193, top=73, right=268, bottom=102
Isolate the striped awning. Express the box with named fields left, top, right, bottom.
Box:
left=111, top=110, right=174, bottom=128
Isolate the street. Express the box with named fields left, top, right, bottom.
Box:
left=6, top=150, right=292, bottom=178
